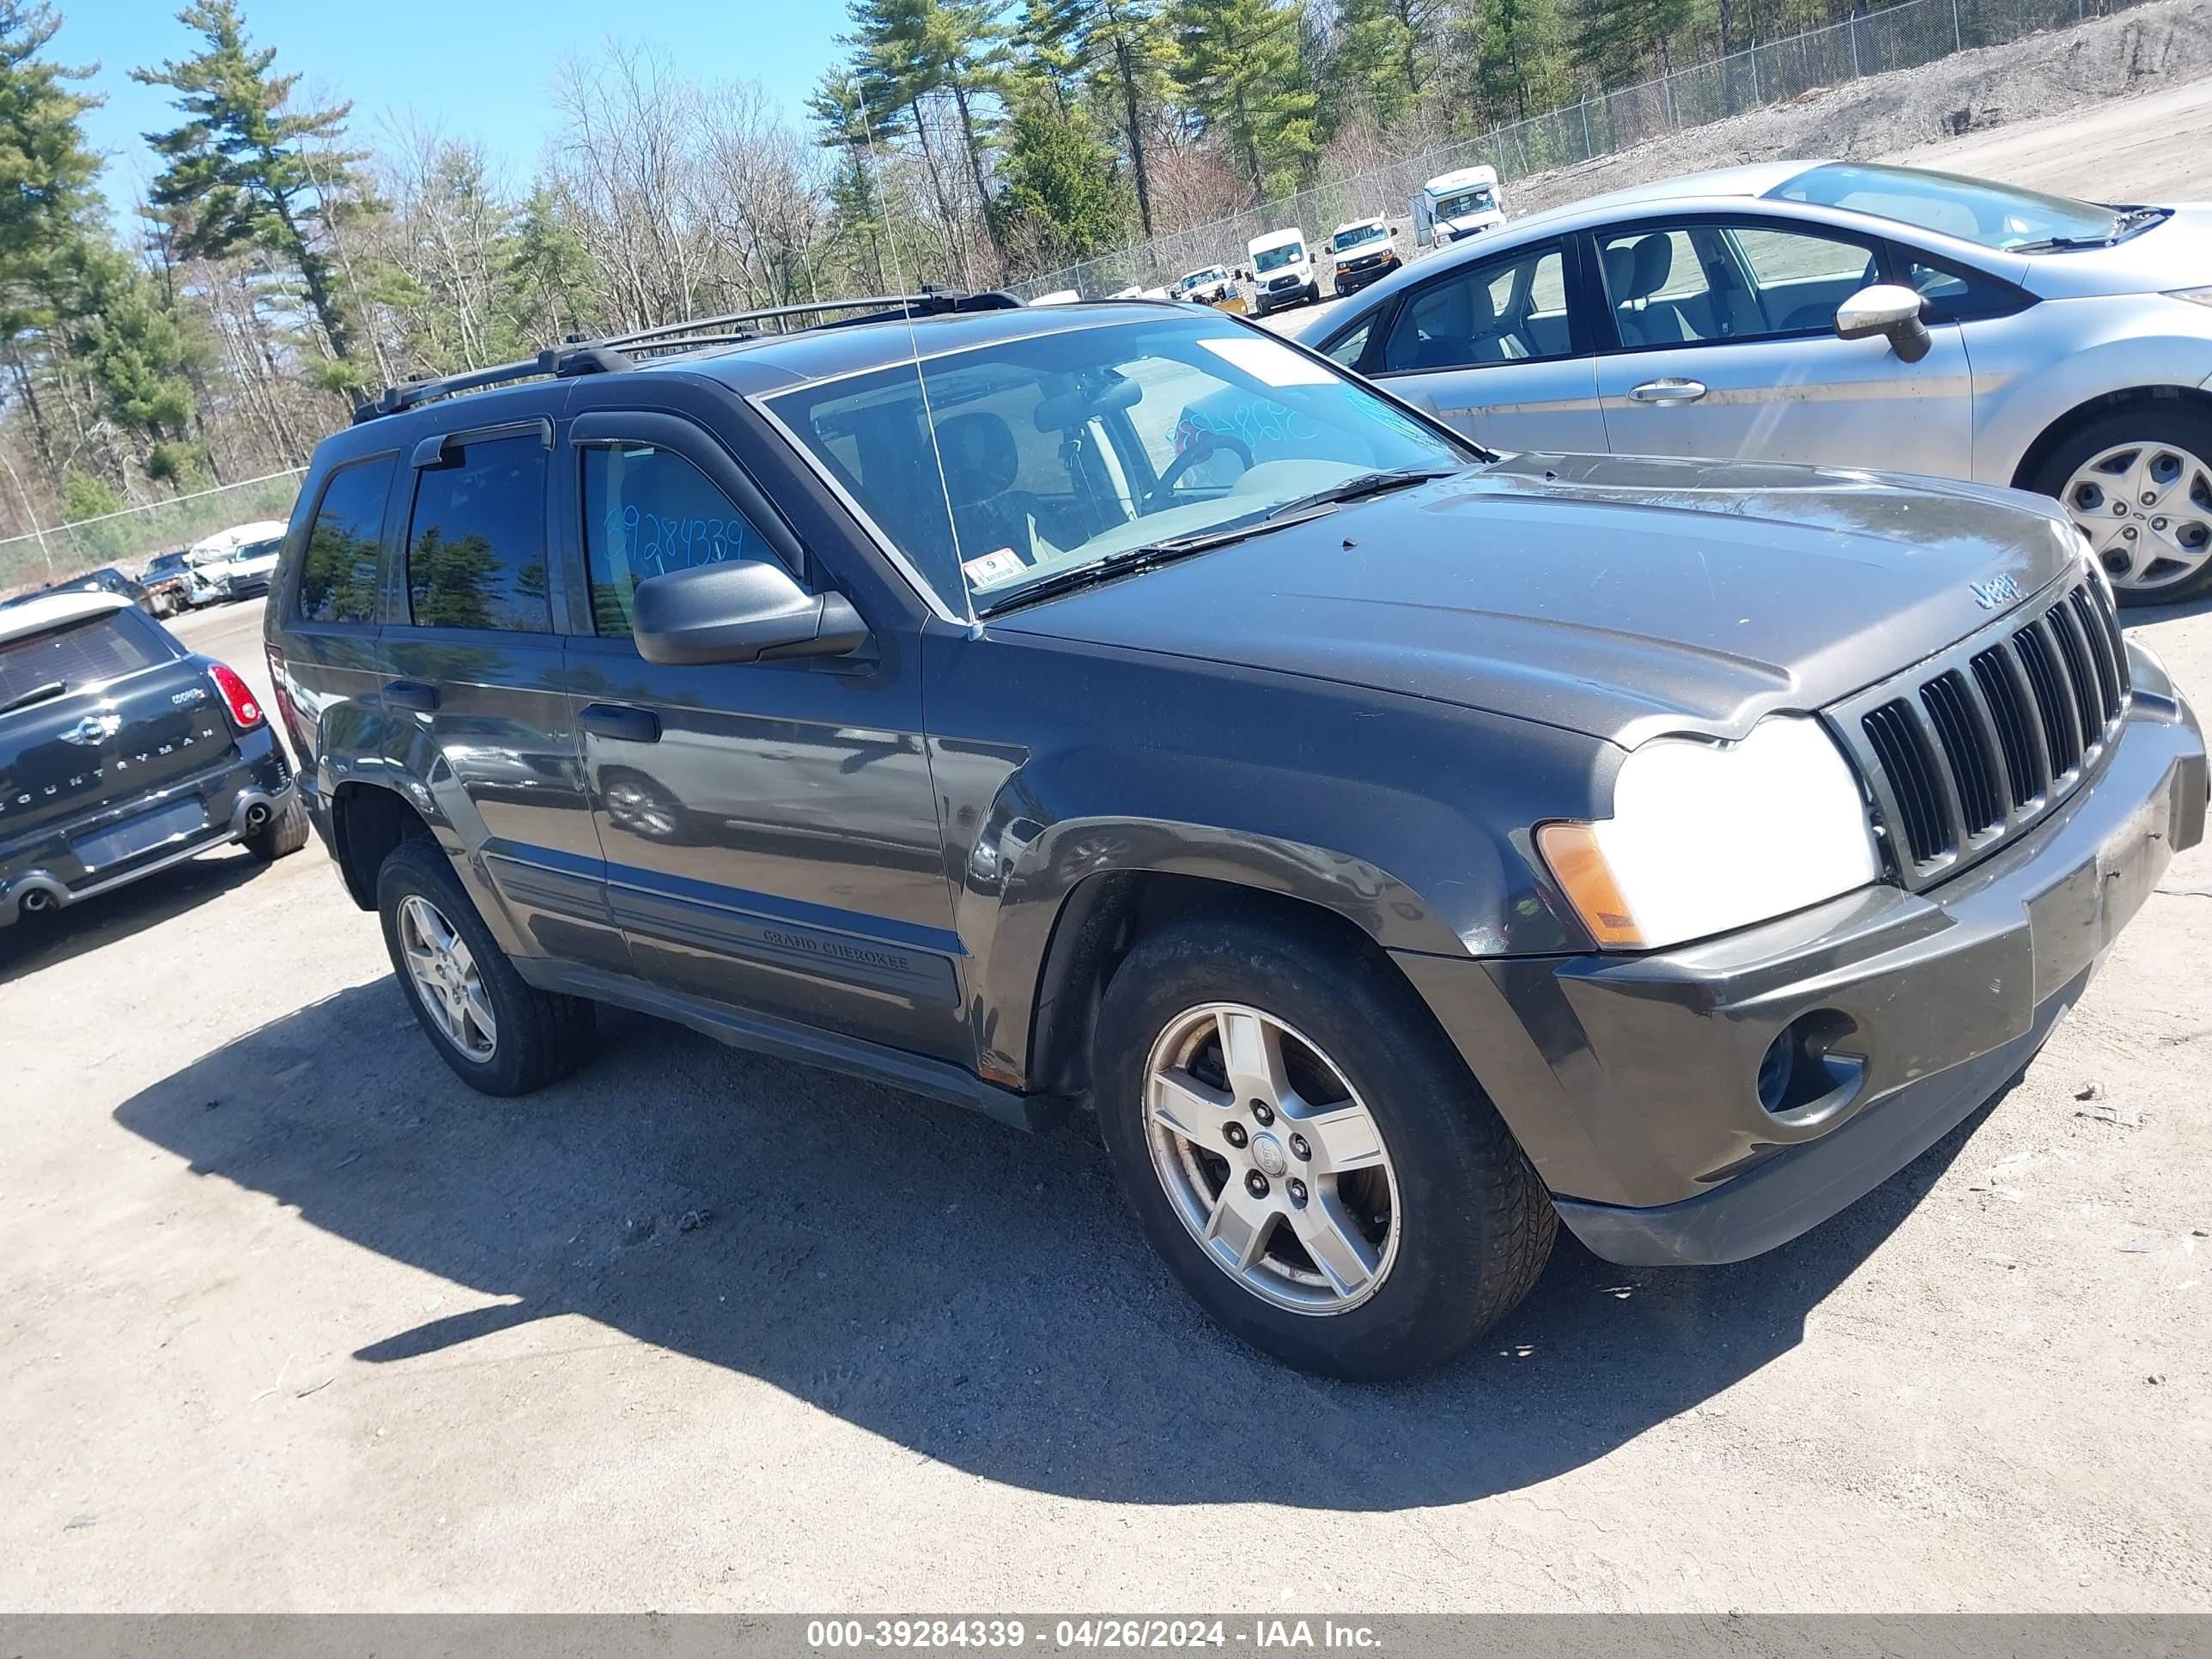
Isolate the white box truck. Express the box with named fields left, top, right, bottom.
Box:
left=1410, top=166, right=1505, bottom=255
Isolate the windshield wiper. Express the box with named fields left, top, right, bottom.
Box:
left=1261, top=465, right=1458, bottom=521
left=980, top=504, right=1346, bottom=616
left=0, top=679, right=67, bottom=716
left=2013, top=207, right=2166, bottom=253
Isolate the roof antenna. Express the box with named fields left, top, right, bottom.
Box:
left=854, top=95, right=971, bottom=618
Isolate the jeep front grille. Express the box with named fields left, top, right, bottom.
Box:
left=1828, top=575, right=2128, bottom=888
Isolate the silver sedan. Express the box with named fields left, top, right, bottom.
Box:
left=1297, top=160, right=2212, bottom=605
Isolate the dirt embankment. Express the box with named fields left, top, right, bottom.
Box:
left=1508, top=0, right=2212, bottom=216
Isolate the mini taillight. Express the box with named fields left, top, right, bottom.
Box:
left=208, top=662, right=263, bottom=729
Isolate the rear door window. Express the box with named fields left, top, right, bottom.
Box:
left=405, top=434, right=552, bottom=632
left=295, top=456, right=396, bottom=624
left=1381, top=244, right=1573, bottom=373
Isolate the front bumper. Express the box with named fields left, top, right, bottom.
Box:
left=1334, top=259, right=1399, bottom=293
left=1395, top=644, right=2205, bottom=1267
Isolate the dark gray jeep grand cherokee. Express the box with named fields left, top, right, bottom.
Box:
left=265, top=295, right=2205, bottom=1380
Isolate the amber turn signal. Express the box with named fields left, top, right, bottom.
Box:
left=1534, top=821, right=1645, bottom=949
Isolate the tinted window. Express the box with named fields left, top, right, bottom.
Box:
left=405, top=434, right=551, bottom=633
left=1382, top=245, right=1571, bottom=372
left=582, top=444, right=783, bottom=639
left=1901, top=256, right=2024, bottom=325
left=0, top=612, right=166, bottom=707
left=295, top=457, right=395, bottom=624
left=1597, top=222, right=1877, bottom=347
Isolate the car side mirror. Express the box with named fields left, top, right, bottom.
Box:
left=1835, top=283, right=1933, bottom=364
left=632, top=559, right=867, bottom=667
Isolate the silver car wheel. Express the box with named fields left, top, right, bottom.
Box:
left=1142, top=1001, right=1401, bottom=1316
left=2061, top=440, right=2212, bottom=592
left=398, top=894, right=497, bottom=1061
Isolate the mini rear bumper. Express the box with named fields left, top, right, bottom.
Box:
left=0, top=730, right=294, bottom=926
left=1395, top=642, right=2205, bottom=1267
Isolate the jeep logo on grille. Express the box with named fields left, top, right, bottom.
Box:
left=1970, top=574, right=2023, bottom=610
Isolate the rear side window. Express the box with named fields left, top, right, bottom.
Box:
left=295, top=457, right=396, bottom=624
left=581, top=443, right=782, bottom=639
left=1382, top=244, right=1571, bottom=373
left=0, top=613, right=167, bottom=708
left=406, top=434, right=551, bottom=633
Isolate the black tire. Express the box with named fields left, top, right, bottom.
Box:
left=1092, top=917, right=1556, bottom=1381
left=2029, top=404, right=2212, bottom=606
left=375, top=836, right=594, bottom=1096
left=242, top=791, right=310, bottom=861
left=1305, top=281, right=1320, bottom=306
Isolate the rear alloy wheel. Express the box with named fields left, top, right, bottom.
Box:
left=2038, top=408, right=2212, bottom=604
left=376, top=836, right=594, bottom=1096
left=1094, top=918, right=1556, bottom=1381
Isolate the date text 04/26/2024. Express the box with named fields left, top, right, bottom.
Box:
left=805, top=1620, right=1383, bottom=1650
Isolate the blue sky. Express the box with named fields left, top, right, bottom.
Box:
left=66, top=1, right=846, bottom=206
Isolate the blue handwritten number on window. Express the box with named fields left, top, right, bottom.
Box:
left=608, top=505, right=747, bottom=577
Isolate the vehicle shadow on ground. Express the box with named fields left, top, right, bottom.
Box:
left=0, top=847, right=267, bottom=988
left=113, top=977, right=2002, bottom=1511
left=2119, top=592, right=2212, bottom=629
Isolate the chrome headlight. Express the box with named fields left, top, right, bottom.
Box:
left=1538, top=716, right=1881, bottom=951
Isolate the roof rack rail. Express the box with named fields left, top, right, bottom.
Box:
left=599, top=288, right=1022, bottom=356
left=351, top=343, right=631, bottom=425
left=351, top=289, right=1024, bottom=424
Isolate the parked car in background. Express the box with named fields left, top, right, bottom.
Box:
left=206, top=532, right=283, bottom=602
left=3, top=566, right=153, bottom=614
left=270, top=290, right=2202, bottom=1381
left=1328, top=217, right=1403, bottom=297
left=1410, top=165, right=1505, bottom=254
left=1247, top=227, right=1318, bottom=315
left=1, top=592, right=305, bottom=931
left=1306, top=159, right=2212, bottom=604
left=137, top=550, right=209, bottom=617
left=1176, top=265, right=1236, bottom=306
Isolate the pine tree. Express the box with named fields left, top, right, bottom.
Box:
left=1480, top=0, right=1573, bottom=121
left=68, top=243, right=202, bottom=484
left=134, top=0, right=377, bottom=364
left=1026, top=0, right=1168, bottom=238
left=0, top=1, right=101, bottom=307
left=1172, top=0, right=1317, bottom=204
left=997, top=94, right=1128, bottom=264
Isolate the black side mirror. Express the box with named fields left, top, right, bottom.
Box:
left=632, top=559, right=867, bottom=667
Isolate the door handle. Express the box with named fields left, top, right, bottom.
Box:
left=580, top=702, right=662, bottom=744
left=384, top=679, right=440, bottom=712
left=1626, top=377, right=1708, bottom=404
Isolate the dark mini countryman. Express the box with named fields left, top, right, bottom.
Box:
left=3, top=592, right=305, bottom=928
left=265, top=294, right=2205, bottom=1379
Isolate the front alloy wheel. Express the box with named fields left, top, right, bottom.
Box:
left=2061, top=440, right=2212, bottom=595
left=1145, top=1002, right=1400, bottom=1313
left=1092, top=918, right=1557, bottom=1381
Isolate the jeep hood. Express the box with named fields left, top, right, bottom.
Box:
left=989, top=453, right=2085, bottom=745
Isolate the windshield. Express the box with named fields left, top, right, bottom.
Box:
left=1331, top=224, right=1387, bottom=252
left=1435, top=188, right=1495, bottom=221
left=1178, top=268, right=1227, bottom=291
left=767, top=314, right=1473, bottom=617
left=1253, top=242, right=1304, bottom=273
left=1771, top=161, right=2127, bottom=251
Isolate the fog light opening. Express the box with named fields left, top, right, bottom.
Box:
left=1758, top=1010, right=1863, bottom=1117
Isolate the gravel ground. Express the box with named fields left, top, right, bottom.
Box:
left=7, top=72, right=2212, bottom=1608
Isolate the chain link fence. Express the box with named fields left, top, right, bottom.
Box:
left=0, top=470, right=306, bottom=598
left=1015, top=0, right=2142, bottom=301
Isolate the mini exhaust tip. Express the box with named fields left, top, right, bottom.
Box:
left=244, top=803, right=270, bottom=831
left=18, top=889, right=54, bottom=914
